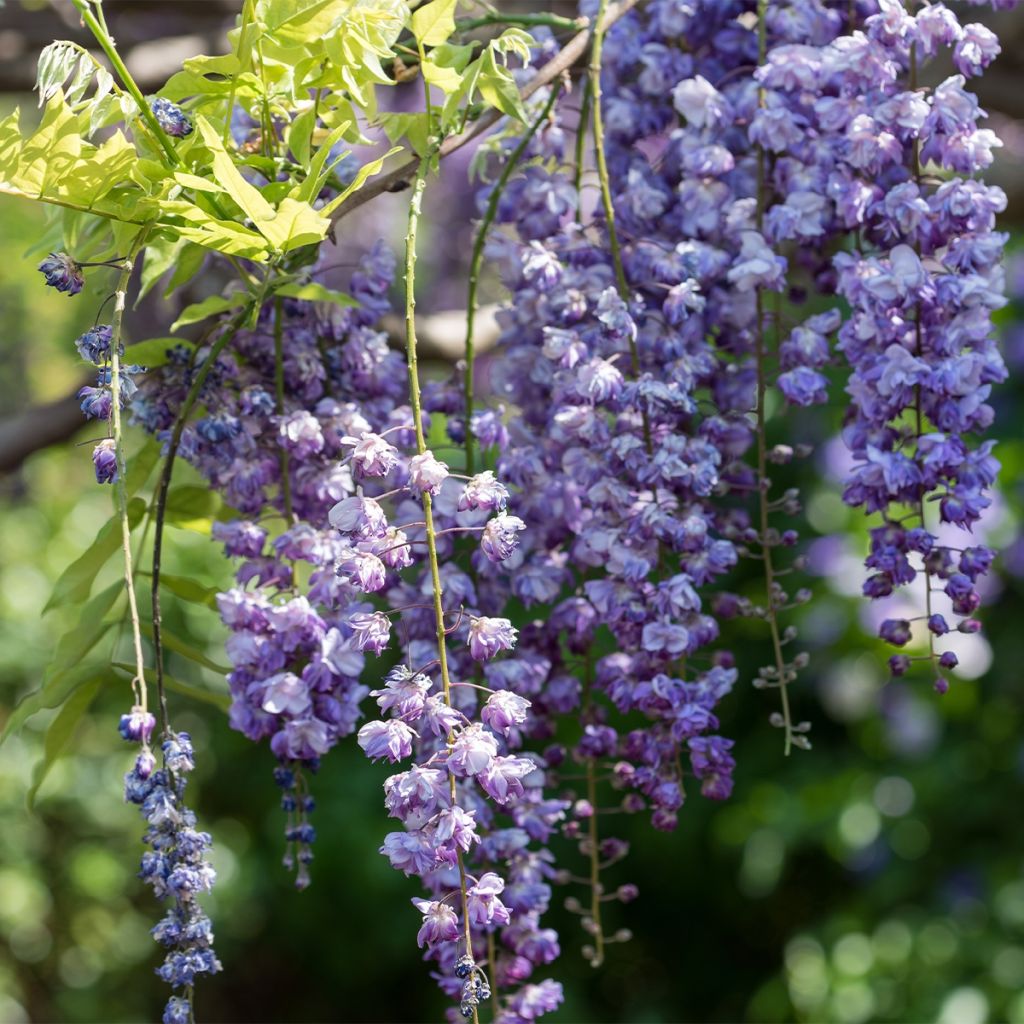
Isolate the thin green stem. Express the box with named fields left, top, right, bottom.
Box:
left=589, top=0, right=650, bottom=451
left=72, top=0, right=180, bottom=167
left=907, top=36, right=939, bottom=679
left=109, top=227, right=152, bottom=715
left=753, top=0, right=795, bottom=755
left=150, top=293, right=265, bottom=734
left=464, top=85, right=560, bottom=474
left=456, top=12, right=586, bottom=32
left=580, top=651, right=605, bottom=967
left=273, top=298, right=295, bottom=525
left=223, top=0, right=255, bottom=143
left=574, top=77, right=592, bottom=221
left=405, top=156, right=476, bottom=1023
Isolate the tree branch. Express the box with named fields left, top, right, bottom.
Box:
left=329, top=0, right=641, bottom=225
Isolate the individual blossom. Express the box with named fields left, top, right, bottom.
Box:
left=412, top=898, right=460, bottom=948
left=119, top=707, right=156, bottom=744
left=75, top=325, right=116, bottom=365
left=151, top=97, right=194, bottom=138
left=481, top=690, right=531, bottom=735
left=408, top=451, right=450, bottom=494
left=38, top=251, right=83, bottom=295
left=357, top=719, right=417, bottom=763
left=468, top=617, right=518, bottom=662
left=93, top=439, right=118, bottom=484
left=481, top=513, right=526, bottom=563
left=344, top=431, right=400, bottom=478
left=458, top=470, right=509, bottom=512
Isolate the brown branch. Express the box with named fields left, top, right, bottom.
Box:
left=0, top=388, right=88, bottom=475
left=330, top=0, right=641, bottom=224
left=0, top=305, right=502, bottom=474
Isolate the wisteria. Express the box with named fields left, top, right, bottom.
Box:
left=9, top=0, right=1014, bottom=1019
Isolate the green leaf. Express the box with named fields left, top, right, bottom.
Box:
left=320, top=146, right=402, bottom=215
left=114, top=663, right=230, bottom=712
left=195, top=116, right=276, bottom=223
left=164, top=243, right=208, bottom=298
left=292, top=120, right=351, bottom=205
left=170, top=292, right=247, bottom=332
left=27, top=677, right=102, bottom=809
left=138, top=623, right=230, bottom=675
left=44, top=498, right=145, bottom=611
left=163, top=674, right=230, bottom=711
left=195, top=116, right=330, bottom=253
left=124, top=439, right=162, bottom=500
left=124, top=337, right=194, bottom=369
left=411, top=0, right=458, bottom=46
left=420, top=59, right=463, bottom=94
left=164, top=485, right=220, bottom=526
left=476, top=48, right=527, bottom=123
left=260, top=196, right=332, bottom=252
left=2, top=661, right=107, bottom=744
left=154, top=573, right=220, bottom=609
left=289, top=106, right=317, bottom=167
left=0, top=95, right=152, bottom=225
left=46, top=581, right=122, bottom=679
left=430, top=41, right=478, bottom=73
left=273, top=281, right=356, bottom=307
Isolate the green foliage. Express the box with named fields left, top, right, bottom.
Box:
left=26, top=677, right=103, bottom=809
left=43, top=500, right=145, bottom=612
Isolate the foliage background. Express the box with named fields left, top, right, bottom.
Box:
left=1, top=3, right=1023, bottom=1023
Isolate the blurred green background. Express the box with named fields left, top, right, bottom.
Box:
left=1, top=4, right=1024, bottom=1020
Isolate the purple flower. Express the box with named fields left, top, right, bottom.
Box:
left=458, top=471, right=509, bottom=512
left=370, top=666, right=431, bottom=720
left=380, top=830, right=437, bottom=876
left=481, top=513, right=526, bottom=563
left=78, top=385, right=112, bottom=420
left=481, top=691, right=530, bottom=734
left=329, top=496, right=387, bottom=539
left=38, top=251, right=83, bottom=295
left=279, top=411, right=324, bottom=458
left=412, top=898, right=460, bottom=947
left=470, top=408, right=509, bottom=450
left=151, top=97, right=194, bottom=138
left=447, top=724, right=498, bottom=777
left=344, top=432, right=399, bottom=477
left=261, top=672, right=311, bottom=715
left=466, top=872, right=511, bottom=928
left=778, top=367, right=828, bottom=407
left=953, top=23, right=999, bottom=77
left=119, top=707, right=156, bottom=743
left=75, top=325, right=115, bottom=365
left=93, top=439, right=118, bottom=484
left=357, top=719, right=416, bottom=762
left=349, top=611, right=392, bottom=654
left=477, top=755, right=534, bottom=804
left=433, top=805, right=480, bottom=853
left=335, top=547, right=387, bottom=592
left=408, top=451, right=449, bottom=494
left=468, top=617, right=518, bottom=661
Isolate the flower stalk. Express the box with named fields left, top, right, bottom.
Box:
left=405, top=153, right=477, bottom=1023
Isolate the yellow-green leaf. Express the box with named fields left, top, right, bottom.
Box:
left=411, top=0, right=458, bottom=46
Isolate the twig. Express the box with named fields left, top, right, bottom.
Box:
left=329, top=0, right=641, bottom=226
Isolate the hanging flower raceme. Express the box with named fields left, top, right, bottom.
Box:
left=752, top=1, right=1007, bottom=691
left=132, top=243, right=408, bottom=885
left=123, top=731, right=221, bottom=1024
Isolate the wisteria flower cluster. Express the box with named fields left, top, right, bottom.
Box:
left=14, top=0, right=1013, bottom=1020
